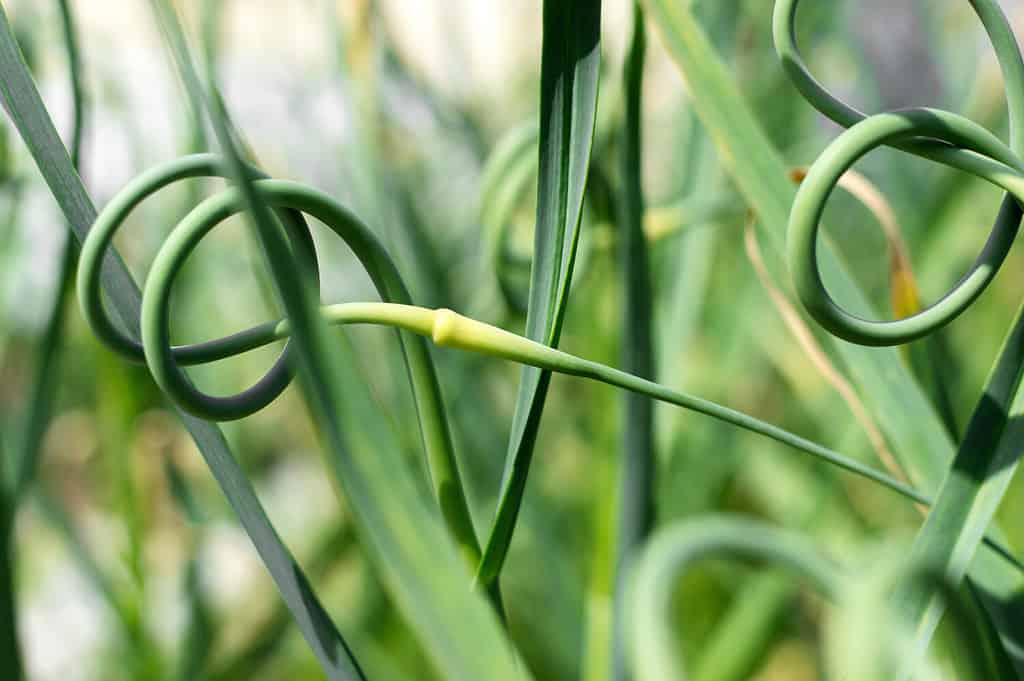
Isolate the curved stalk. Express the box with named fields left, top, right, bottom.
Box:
left=70, top=153, right=1024, bottom=574
left=0, top=1, right=86, bottom=678
left=77, top=280, right=1024, bottom=573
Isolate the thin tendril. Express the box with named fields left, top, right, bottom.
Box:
left=63, top=1, right=1024, bottom=678
left=76, top=155, right=1022, bottom=575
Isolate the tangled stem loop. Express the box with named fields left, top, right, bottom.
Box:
left=78, top=153, right=485, bottom=567
left=775, top=0, right=1024, bottom=346
left=78, top=154, right=321, bottom=420
left=79, top=154, right=427, bottom=421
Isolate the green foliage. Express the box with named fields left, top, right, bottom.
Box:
left=2, top=2, right=1024, bottom=680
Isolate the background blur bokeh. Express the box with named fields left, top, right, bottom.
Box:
left=4, top=1, right=1024, bottom=679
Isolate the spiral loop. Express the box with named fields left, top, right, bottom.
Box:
left=628, top=516, right=841, bottom=681
left=78, top=154, right=320, bottom=420
left=628, top=517, right=1002, bottom=681
left=774, top=0, right=1024, bottom=346
left=78, top=153, right=423, bottom=421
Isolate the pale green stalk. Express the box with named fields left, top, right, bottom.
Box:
left=128, top=298, right=1000, bottom=523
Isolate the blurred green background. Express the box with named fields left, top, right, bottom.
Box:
left=3, top=1, right=1024, bottom=679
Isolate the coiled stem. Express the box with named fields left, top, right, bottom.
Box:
left=775, top=0, right=1024, bottom=345
left=79, top=154, right=484, bottom=574
left=77, top=162, right=1022, bottom=575
left=776, top=0, right=1024, bottom=675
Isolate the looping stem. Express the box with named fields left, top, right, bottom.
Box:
left=775, top=0, right=1024, bottom=346
left=79, top=154, right=484, bottom=573
left=79, top=152, right=1024, bottom=599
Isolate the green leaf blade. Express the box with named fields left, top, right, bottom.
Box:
left=0, top=6, right=365, bottom=680
left=478, top=0, right=603, bottom=587
left=613, top=6, right=655, bottom=681
left=644, top=1, right=1024, bottom=674
left=150, top=4, right=526, bottom=676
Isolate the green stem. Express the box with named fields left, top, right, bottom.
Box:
left=207, top=523, right=356, bottom=681
left=12, top=0, right=84, bottom=501
left=195, top=69, right=516, bottom=678
left=0, top=4, right=86, bottom=678
left=12, top=239, right=74, bottom=502
left=478, top=0, right=603, bottom=589
left=101, top=296, right=1022, bottom=572
left=130, top=300, right=922, bottom=501
left=0, top=4, right=374, bottom=678
left=628, top=516, right=840, bottom=681
left=776, top=0, right=1024, bottom=670
left=0, top=509, right=20, bottom=681
left=613, top=6, right=653, bottom=681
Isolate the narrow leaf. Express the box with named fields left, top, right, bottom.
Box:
left=613, top=6, right=655, bottom=681
left=478, top=0, right=602, bottom=586
left=643, top=1, right=1024, bottom=671
left=153, top=3, right=526, bottom=674
left=896, top=307, right=1024, bottom=674
left=0, top=5, right=364, bottom=680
